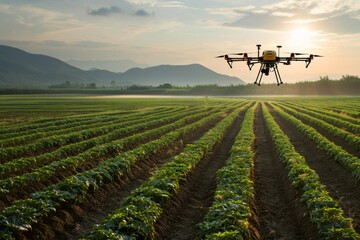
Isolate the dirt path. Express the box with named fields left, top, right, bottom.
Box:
left=252, top=105, right=314, bottom=240
left=155, top=111, right=246, bottom=240
left=277, top=104, right=359, bottom=158
left=269, top=105, right=360, bottom=234
left=25, top=116, right=223, bottom=240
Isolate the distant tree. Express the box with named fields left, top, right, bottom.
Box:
left=319, top=75, right=331, bottom=82
left=111, top=81, right=116, bottom=87
left=48, top=81, right=72, bottom=88
left=86, top=83, right=97, bottom=89
left=340, top=75, right=359, bottom=82
left=158, top=83, right=172, bottom=88
left=127, top=85, right=150, bottom=90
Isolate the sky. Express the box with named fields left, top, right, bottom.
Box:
left=0, top=0, right=359, bottom=84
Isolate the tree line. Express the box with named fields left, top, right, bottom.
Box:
left=1, top=75, right=359, bottom=95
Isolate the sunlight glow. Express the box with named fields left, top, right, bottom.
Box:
left=289, top=28, right=318, bottom=49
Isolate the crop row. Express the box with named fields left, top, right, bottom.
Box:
left=278, top=102, right=360, bottom=135
left=0, top=114, right=121, bottom=142
left=0, top=106, right=223, bottom=178
left=324, top=106, right=360, bottom=118
left=274, top=103, right=360, bottom=151
left=0, top=106, right=224, bottom=196
left=273, top=98, right=360, bottom=119
left=0, top=107, right=173, bottom=147
left=0, top=114, right=116, bottom=142
left=270, top=103, right=360, bottom=183
left=0, top=115, right=97, bottom=135
left=84, top=103, right=250, bottom=240
left=0, top=102, right=234, bottom=239
left=283, top=102, right=360, bottom=126
left=0, top=106, right=222, bottom=179
left=0, top=106, right=204, bottom=163
left=0, top=109, right=135, bottom=136
left=263, top=103, right=359, bottom=239
left=199, top=103, right=257, bottom=239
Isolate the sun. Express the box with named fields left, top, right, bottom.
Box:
left=289, top=28, right=317, bottom=48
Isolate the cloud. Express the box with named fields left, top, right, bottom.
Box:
left=129, top=0, right=188, bottom=8
left=88, top=6, right=122, bottom=16
left=0, top=3, right=87, bottom=36
left=224, top=11, right=289, bottom=31
left=88, top=5, right=153, bottom=18
left=315, top=13, right=360, bottom=34
left=155, top=1, right=188, bottom=8
left=134, top=9, right=151, bottom=17
left=0, top=39, right=118, bottom=51
left=221, top=0, right=360, bottom=34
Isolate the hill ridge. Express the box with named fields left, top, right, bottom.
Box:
left=0, top=45, right=244, bottom=88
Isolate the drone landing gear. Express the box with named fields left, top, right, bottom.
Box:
left=254, top=63, right=265, bottom=86
left=254, top=63, right=283, bottom=86
left=274, top=64, right=283, bottom=86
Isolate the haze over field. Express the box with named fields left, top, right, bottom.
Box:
left=0, top=0, right=359, bottom=84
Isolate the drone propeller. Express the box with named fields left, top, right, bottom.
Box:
left=215, top=55, right=228, bottom=58
left=293, top=52, right=308, bottom=55
left=229, top=53, right=245, bottom=56
left=286, top=52, right=323, bottom=57
left=229, top=52, right=256, bottom=55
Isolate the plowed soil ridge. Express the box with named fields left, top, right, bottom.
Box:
left=252, top=105, right=315, bottom=240
left=277, top=104, right=359, bottom=158
left=26, top=115, right=223, bottom=240
left=268, top=104, right=360, bottom=233
left=0, top=112, right=205, bottom=209
left=155, top=111, right=246, bottom=240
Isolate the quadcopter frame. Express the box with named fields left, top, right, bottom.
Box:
left=217, top=44, right=322, bottom=86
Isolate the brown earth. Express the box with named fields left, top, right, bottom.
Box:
left=154, top=108, right=247, bottom=240
left=268, top=104, right=360, bottom=234
left=0, top=113, right=208, bottom=210
left=276, top=104, right=359, bottom=158
left=8, top=101, right=359, bottom=240
left=22, top=114, right=224, bottom=240
left=251, top=104, right=318, bottom=240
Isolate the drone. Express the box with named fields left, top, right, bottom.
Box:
left=216, top=44, right=322, bottom=86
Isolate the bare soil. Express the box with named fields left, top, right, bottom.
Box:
left=0, top=114, right=205, bottom=210
left=269, top=104, right=360, bottom=234
left=9, top=102, right=359, bottom=240
left=278, top=104, right=359, bottom=158
left=251, top=104, right=318, bottom=240
left=22, top=115, right=223, bottom=240
left=155, top=109, right=247, bottom=240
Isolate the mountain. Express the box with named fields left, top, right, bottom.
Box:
left=0, top=45, right=244, bottom=88
left=67, top=59, right=149, bottom=72
left=87, top=69, right=121, bottom=83
left=0, top=45, right=98, bottom=88
left=119, top=64, right=244, bottom=86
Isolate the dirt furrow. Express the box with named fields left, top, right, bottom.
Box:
left=278, top=104, right=359, bottom=158
left=1, top=114, right=206, bottom=209
left=268, top=104, right=360, bottom=233
left=252, top=105, right=314, bottom=240
left=155, top=112, right=246, bottom=240
left=24, top=115, right=223, bottom=240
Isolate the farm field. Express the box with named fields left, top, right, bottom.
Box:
left=0, top=95, right=359, bottom=240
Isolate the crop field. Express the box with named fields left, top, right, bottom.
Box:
left=0, top=95, right=359, bottom=240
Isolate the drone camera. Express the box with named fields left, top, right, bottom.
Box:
left=261, top=68, right=270, bottom=76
